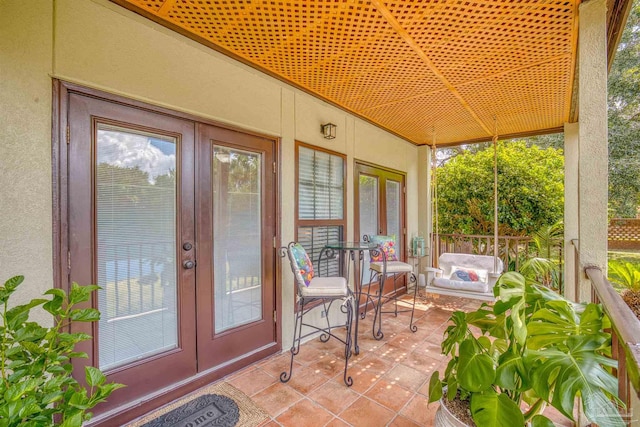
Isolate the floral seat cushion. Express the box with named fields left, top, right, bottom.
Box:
left=369, top=235, right=399, bottom=262
left=289, top=243, right=315, bottom=287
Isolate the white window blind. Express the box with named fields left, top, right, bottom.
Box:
left=298, top=147, right=344, bottom=220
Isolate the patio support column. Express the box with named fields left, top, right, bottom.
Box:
left=564, top=122, right=579, bottom=302
left=280, top=88, right=296, bottom=349
left=419, top=145, right=432, bottom=265
left=577, top=0, right=608, bottom=303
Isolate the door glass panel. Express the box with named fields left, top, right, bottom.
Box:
left=213, top=146, right=262, bottom=333
left=386, top=180, right=401, bottom=250
left=96, top=124, right=178, bottom=371
left=359, top=174, right=378, bottom=283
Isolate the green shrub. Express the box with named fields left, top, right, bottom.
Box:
left=0, top=276, right=124, bottom=427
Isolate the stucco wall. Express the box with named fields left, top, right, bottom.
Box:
left=0, top=1, right=54, bottom=325
left=577, top=0, right=608, bottom=302
left=2, top=0, right=422, bottom=343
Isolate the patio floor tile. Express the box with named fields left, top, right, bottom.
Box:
left=128, top=294, right=581, bottom=426
left=251, top=382, right=304, bottom=417
left=400, top=394, right=438, bottom=425
left=381, top=363, right=428, bottom=392
left=228, top=367, right=278, bottom=397
left=364, top=379, right=413, bottom=412
left=339, top=396, right=396, bottom=427
left=308, top=379, right=360, bottom=415
left=275, top=398, right=334, bottom=427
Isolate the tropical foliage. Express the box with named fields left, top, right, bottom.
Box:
left=608, top=259, right=640, bottom=291
left=435, top=141, right=564, bottom=236
left=0, top=276, right=124, bottom=427
left=608, top=0, right=640, bottom=218
left=428, top=271, right=624, bottom=427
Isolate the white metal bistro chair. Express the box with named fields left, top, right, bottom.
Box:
left=280, top=242, right=354, bottom=386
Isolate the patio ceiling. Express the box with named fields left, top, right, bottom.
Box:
left=113, top=0, right=629, bottom=147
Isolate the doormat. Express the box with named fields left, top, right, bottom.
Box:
left=128, top=382, right=269, bottom=427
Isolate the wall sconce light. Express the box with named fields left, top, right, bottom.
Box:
left=321, top=123, right=337, bottom=140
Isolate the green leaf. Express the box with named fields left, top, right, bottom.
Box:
left=494, top=272, right=526, bottom=305
left=470, top=392, right=524, bottom=427
left=69, top=308, right=101, bottom=322
left=457, top=340, right=495, bottom=392
left=60, top=412, right=84, bottom=427
left=527, top=335, right=624, bottom=426
left=495, top=352, right=527, bottom=391
left=5, top=299, right=47, bottom=327
left=68, top=390, right=91, bottom=409
left=442, top=311, right=468, bottom=355
left=530, top=414, right=555, bottom=427
left=528, top=300, right=608, bottom=350
left=4, top=378, right=38, bottom=402
left=446, top=377, right=458, bottom=401
left=69, top=283, right=100, bottom=305
left=510, top=297, right=527, bottom=346
left=85, top=366, right=106, bottom=387
left=93, top=382, right=126, bottom=401
left=427, top=372, right=442, bottom=403
left=42, top=289, right=65, bottom=315
left=4, top=275, right=24, bottom=292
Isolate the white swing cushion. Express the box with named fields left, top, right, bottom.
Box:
left=429, top=253, right=503, bottom=295
left=432, top=277, right=491, bottom=293
left=369, top=261, right=413, bottom=274
left=300, top=276, right=349, bottom=298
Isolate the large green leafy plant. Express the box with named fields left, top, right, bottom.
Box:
left=428, top=271, right=624, bottom=427
left=0, top=276, right=124, bottom=427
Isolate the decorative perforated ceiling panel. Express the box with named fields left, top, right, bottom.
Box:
left=114, top=0, right=581, bottom=146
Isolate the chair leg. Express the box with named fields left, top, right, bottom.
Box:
left=372, top=272, right=384, bottom=340
left=408, top=273, right=418, bottom=333
left=393, top=273, right=399, bottom=317
left=280, top=299, right=304, bottom=383
left=360, top=270, right=376, bottom=320
left=320, top=300, right=332, bottom=342
left=342, top=296, right=354, bottom=387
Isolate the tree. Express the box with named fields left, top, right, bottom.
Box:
left=608, top=0, right=640, bottom=218
left=435, top=141, right=564, bottom=236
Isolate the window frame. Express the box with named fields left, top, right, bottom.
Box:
left=294, top=141, right=347, bottom=273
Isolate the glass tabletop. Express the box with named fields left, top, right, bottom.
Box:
left=323, top=241, right=376, bottom=250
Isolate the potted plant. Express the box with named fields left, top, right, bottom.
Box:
left=427, top=270, right=625, bottom=427
left=0, top=275, right=124, bottom=426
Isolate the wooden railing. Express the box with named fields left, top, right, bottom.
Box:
left=432, top=233, right=564, bottom=291
left=586, top=266, right=640, bottom=423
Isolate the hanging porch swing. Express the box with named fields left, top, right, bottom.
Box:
left=424, top=123, right=504, bottom=301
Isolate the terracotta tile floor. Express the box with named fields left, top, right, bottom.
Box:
left=220, top=293, right=571, bottom=426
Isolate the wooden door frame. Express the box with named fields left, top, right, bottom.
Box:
left=52, top=80, right=282, bottom=426
left=353, top=160, right=407, bottom=260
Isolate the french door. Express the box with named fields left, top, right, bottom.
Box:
left=355, top=162, right=406, bottom=285
left=195, top=124, right=276, bottom=368
left=65, top=89, right=277, bottom=415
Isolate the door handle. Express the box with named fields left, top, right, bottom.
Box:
left=183, top=260, right=196, bottom=269
left=182, top=242, right=193, bottom=251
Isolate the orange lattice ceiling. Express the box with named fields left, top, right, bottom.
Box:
left=113, top=0, right=581, bottom=146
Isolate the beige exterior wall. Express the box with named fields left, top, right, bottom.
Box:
left=0, top=1, right=54, bottom=324
left=1, top=0, right=421, bottom=342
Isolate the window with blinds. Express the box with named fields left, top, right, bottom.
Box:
left=296, top=144, right=346, bottom=275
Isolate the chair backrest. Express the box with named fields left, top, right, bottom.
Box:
left=364, top=235, right=399, bottom=262
left=286, top=242, right=315, bottom=290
